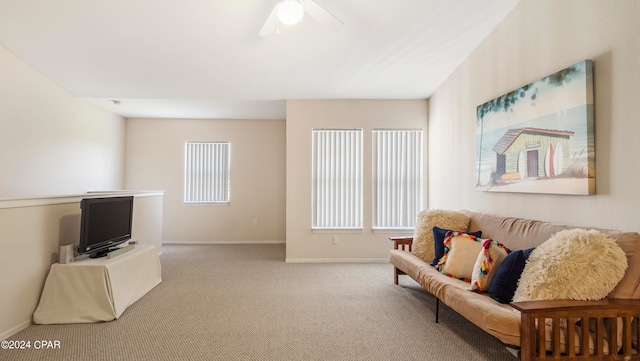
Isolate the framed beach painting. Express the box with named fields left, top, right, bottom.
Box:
left=475, top=60, right=595, bottom=195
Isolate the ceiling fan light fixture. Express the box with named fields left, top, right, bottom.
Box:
left=277, top=0, right=304, bottom=26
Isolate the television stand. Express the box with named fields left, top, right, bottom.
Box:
left=33, top=245, right=161, bottom=324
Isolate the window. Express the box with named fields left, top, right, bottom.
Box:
left=372, top=129, right=423, bottom=229
left=312, top=129, right=363, bottom=229
left=184, top=141, right=230, bottom=203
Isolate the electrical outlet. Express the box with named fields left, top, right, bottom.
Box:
left=332, top=236, right=339, bottom=245
left=252, top=219, right=258, bottom=227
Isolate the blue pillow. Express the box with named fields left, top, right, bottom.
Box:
left=488, top=247, right=535, bottom=304
left=431, top=226, right=482, bottom=267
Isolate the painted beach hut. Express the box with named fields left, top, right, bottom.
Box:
left=492, top=127, right=574, bottom=180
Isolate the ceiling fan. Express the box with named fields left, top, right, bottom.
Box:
left=259, top=0, right=344, bottom=36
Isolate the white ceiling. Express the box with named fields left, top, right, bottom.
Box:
left=0, top=0, right=520, bottom=119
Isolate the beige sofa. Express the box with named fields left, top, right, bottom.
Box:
left=388, top=210, right=640, bottom=360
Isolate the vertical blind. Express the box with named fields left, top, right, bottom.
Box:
left=312, top=129, right=363, bottom=229
left=373, top=129, right=423, bottom=229
left=184, top=141, right=230, bottom=203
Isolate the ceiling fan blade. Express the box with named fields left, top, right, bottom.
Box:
left=259, top=6, right=280, bottom=37
left=303, top=0, right=344, bottom=31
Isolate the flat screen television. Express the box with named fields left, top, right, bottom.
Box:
left=77, top=196, right=134, bottom=258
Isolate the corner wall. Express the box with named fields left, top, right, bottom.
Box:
left=427, top=0, right=640, bottom=233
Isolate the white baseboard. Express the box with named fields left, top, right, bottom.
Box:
left=285, top=258, right=388, bottom=263
left=163, top=240, right=285, bottom=245
left=1, top=320, right=31, bottom=341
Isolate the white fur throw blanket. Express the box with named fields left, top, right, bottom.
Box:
left=412, top=209, right=470, bottom=264
left=513, top=229, right=628, bottom=302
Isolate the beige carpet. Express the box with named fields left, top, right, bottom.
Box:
left=3, top=244, right=515, bottom=360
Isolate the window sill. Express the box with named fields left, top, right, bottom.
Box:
left=372, top=228, right=414, bottom=234
left=312, top=228, right=362, bottom=234
left=184, top=202, right=229, bottom=206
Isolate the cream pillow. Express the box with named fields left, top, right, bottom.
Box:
left=470, top=239, right=510, bottom=292
left=436, top=233, right=483, bottom=280
left=411, top=209, right=470, bottom=264
left=513, top=229, right=628, bottom=302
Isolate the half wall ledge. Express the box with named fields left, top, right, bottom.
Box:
left=0, top=190, right=165, bottom=209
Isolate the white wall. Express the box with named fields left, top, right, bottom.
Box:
left=125, top=118, right=286, bottom=243
left=428, top=0, right=640, bottom=233
left=0, top=45, right=125, bottom=198
left=286, top=100, right=428, bottom=261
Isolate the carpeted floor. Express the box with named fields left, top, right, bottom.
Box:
left=2, top=244, right=516, bottom=360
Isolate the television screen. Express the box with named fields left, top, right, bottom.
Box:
left=77, top=196, right=134, bottom=258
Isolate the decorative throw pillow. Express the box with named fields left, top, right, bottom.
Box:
left=411, top=210, right=470, bottom=264
left=488, top=248, right=535, bottom=303
left=513, top=229, right=628, bottom=302
left=431, top=226, right=482, bottom=267
left=470, top=239, right=510, bottom=293
left=436, top=232, right=483, bottom=281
